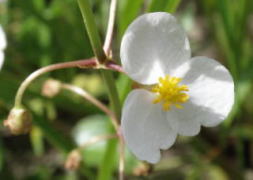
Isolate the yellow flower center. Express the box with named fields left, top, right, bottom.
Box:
left=151, top=75, right=189, bottom=111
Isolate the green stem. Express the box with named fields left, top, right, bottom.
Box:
left=76, top=0, right=121, bottom=119
left=101, top=70, right=121, bottom=120
left=76, top=1, right=121, bottom=180
left=77, top=0, right=106, bottom=63
left=97, top=70, right=121, bottom=180
left=97, top=137, right=118, bottom=180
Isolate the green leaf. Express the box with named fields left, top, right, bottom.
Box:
left=73, top=115, right=118, bottom=180
left=72, top=115, right=139, bottom=178
left=72, top=115, right=112, bottom=167
left=32, top=0, right=45, bottom=12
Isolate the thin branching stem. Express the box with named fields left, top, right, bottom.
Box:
left=78, top=134, right=118, bottom=150
left=105, top=60, right=125, bottom=73
left=14, top=58, right=97, bottom=107
left=61, top=83, right=120, bottom=130
left=118, top=135, right=125, bottom=180
left=103, top=0, right=117, bottom=56
left=103, top=0, right=126, bottom=179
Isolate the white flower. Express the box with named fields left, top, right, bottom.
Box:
left=120, top=12, right=234, bottom=164
left=0, top=25, right=7, bottom=70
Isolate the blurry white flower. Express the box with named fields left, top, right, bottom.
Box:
left=0, top=26, right=7, bottom=70
left=120, top=12, right=234, bottom=163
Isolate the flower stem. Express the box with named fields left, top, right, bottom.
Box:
left=77, top=0, right=106, bottom=63
left=103, top=0, right=117, bottom=56
left=78, top=134, right=118, bottom=150
left=76, top=0, right=121, bottom=120
left=97, top=136, right=118, bottom=180
left=99, top=0, right=124, bottom=179
left=76, top=1, right=122, bottom=180
left=14, top=58, right=97, bottom=108
left=118, top=134, right=125, bottom=180
left=101, top=70, right=121, bottom=119
left=61, top=83, right=119, bottom=130
left=76, top=0, right=121, bottom=119
left=105, top=60, right=125, bottom=74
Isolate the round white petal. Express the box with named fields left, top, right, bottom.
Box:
left=166, top=101, right=201, bottom=136
left=121, top=89, right=177, bottom=163
left=120, top=12, right=191, bottom=85
left=0, top=26, right=7, bottom=50
left=173, top=56, right=234, bottom=127
left=0, top=51, right=4, bottom=70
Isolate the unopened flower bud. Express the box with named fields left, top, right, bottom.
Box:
left=64, top=149, right=82, bottom=171
left=133, top=162, right=151, bottom=176
left=4, top=107, right=32, bottom=135
left=41, top=79, right=62, bottom=98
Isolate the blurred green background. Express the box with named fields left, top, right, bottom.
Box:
left=0, top=0, right=253, bottom=179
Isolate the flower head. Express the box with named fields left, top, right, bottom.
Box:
left=120, top=12, right=234, bottom=163
left=41, top=79, right=62, bottom=98
left=65, top=149, right=82, bottom=171
left=4, top=107, right=32, bottom=135
left=0, top=25, right=6, bottom=70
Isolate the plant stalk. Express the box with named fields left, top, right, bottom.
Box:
left=77, top=0, right=107, bottom=63
left=14, top=58, right=97, bottom=107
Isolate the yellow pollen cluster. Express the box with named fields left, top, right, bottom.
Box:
left=151, top=75, right=189, bottom=111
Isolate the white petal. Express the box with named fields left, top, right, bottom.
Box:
left=0, top=51, right=4, bottom=70
left=174, top=56, right=234, bottom=127
left=166, top=101, right=201, bottom=136
left=120, top=12, right=190, bottom=85
left=0, top=26, right=6, bottom=50
left=121, top=89, right=177, bottom=163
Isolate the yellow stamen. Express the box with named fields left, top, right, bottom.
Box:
left=151, top=75, right=189, bottom=111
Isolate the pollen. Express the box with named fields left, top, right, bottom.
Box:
left=151, top=75, right=189, bottom=111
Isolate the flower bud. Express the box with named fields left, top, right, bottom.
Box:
left=64, top=149, right=82, bottom=171
left=4, top=107, right=32, bottom=135
left=41, top=79, right=62, bottom=98
left=133, top=162, right=151, bottom=176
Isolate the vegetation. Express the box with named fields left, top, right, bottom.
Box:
left=0, top=0, right=253, bottom=179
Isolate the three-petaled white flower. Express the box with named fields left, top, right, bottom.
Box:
left=120, top=12, right=234, bottom=163
left=0, top=26, right=7, bottom=70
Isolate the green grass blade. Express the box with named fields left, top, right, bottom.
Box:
left=97, top=138, right=117, bottom=180
left=165, top=0, right=181, bottom=13
left=77, top=0, right=106, bottom=62
left=148, top=0, right=181, bottom=13
left=148, top=0, right=168, bottom=12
